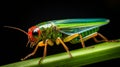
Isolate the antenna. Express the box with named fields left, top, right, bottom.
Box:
left=4, top=26, right=31, bottom=47
left=4, top=26, right=28, bottom=35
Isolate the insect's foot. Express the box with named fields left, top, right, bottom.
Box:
left=38, top=61, right=41, bottom=64
left=89, top=46, right=95, bottom=48
left=38, top=58, right=43, bottom=64
left=21, top=58, right=25, bottom=61
left=108, top=40, right=120, bottom=42
left=69, top=54, right=73, bottom=58
left=70, top=56, right=73, bottom=58
left=86, top=46, right=95, bottom=49
left=96, top=40, right=105, bottom=43
left=108, top=40, right=115, bottom=42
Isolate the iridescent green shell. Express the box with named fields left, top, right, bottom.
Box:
left=36, top=18, right=109, bottom=44
left=36, top=18, right=109, bottom=35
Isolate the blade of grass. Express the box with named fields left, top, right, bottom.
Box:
left=1, top=40, right=120, bottom=67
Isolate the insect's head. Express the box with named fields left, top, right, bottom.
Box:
left=26, top=26, right=42, bottom=47
left=28, top=26, right=41, bottom=42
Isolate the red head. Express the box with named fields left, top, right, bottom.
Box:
left=28, top=26, right=41, bottom=41
left=27, top=26, right=41, bottom=47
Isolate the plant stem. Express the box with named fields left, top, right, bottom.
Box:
left=1, top=41, right=120, bottom=67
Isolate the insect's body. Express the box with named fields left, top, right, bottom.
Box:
left=34, top=18, right=109, bottom=45
left=38, top=24, right=62, bottom=43
left=4, top=18, right=109, bottom=64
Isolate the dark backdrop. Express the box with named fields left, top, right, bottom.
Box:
left=1, top=0, right=120, bottom=66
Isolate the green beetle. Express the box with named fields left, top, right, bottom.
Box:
left=4, top=18, right=109, bottom=64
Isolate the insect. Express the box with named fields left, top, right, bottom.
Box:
left=4, top=18, right=109, bottom=64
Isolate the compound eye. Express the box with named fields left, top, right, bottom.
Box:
left=32, top=28, right=40, bottom=38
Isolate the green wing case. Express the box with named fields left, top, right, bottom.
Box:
left=54, top=18, right=109, bottom=35
left=36, top=18, right=109, bottom=35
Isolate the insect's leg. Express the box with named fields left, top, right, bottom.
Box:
left=39, top=39, right=48, bottom=64
left=63, top=33, right=85, bottom=48
left=26, top=39, right=30, bottom=47
left=56, top=38, right=60, bottom=45
left=21, top=41, right=45, bottom=60
left=97, top=33, right=108, bottom=42
left=47, top=39, right=54, bottom=46
left=57, top=37, right=72, bottom=58
left=26, top=37, right=30, bottom=47
left=63, top=33, right=79, bottom=42
left=79, top=34, right=85, bottom=48
left=93, top=37, right=100, bottom=43
left=21, top=45, right=39, bottom=60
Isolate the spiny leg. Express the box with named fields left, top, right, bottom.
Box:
left=98, top=32, right=120, bottom=42
left=63, top=33, right=79, bottom=42
left=26, top=37, right=30, bottom=47
left=57, top=37, right=72, bottom=58
left=98, top=33, right=120, bottom=42
left=93, top=36, right=105, bottom=43
left=97, top=33, right=108, bottom=42
left=39, top=39, right=48, bottom=64
left=92, top=32, right=108, bottom=43
left=21, top=44, right=39, bottom=60
left=30, top=42, right=35, bottom=48
left=21, top=41, right=45, bottom=60
left=93, top=37, right=99, bottom=43
left=63, top=33, right=85, bottom=48
left=79, top=32, right=98, bottom=48
left=26, top=39, right=30, bottom=47
left=79, top=34, right=85, bottom=48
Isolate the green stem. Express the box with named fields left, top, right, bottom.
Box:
left=1, top=40, right=120, bottom=67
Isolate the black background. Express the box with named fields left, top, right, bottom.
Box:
left=1, top=0, right=120, bottom=66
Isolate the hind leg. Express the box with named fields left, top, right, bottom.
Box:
left=92, top=33, right=108, bottom=43
left=63, top=33, right=85, bottom=48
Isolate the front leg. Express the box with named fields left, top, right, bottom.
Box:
left=39, top=39, right=48, bottom=64
left=21, top=41, right=45, bottom=60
